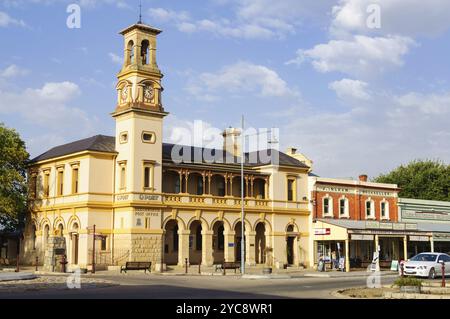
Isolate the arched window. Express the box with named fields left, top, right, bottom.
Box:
left=141, top=40, right=149, bottom=65
left=323, top=195, right=333, bottom=216
left=44, top=224, right=50, bottom=247
left=339, top=196, right=349, bottom=217
left=365, top=198, right=375, bottom=219
left=128, top=40, right=135, bottom=64
left=380, top=199, right=389, bottom=220
left=58, top=224, right=64, bottom=237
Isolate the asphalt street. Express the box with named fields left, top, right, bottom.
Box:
left=0, top=273, right=397, bottom=299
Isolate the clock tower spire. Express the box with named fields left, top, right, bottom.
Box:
left=113, top=23, right=166, bottom=116
left=112, top=22, right=168, bottom=195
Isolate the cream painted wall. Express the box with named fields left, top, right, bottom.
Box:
left=115, top=112, right=164, bottom=194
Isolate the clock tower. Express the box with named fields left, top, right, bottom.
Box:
left=112, top=23, right=168, bottom=195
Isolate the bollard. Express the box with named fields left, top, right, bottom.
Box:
left=35, top=256, right=39, bottom=272
left=442, top=261, right=446, bottom=288
left=185, top=258, right=188, bottom=274
left=400, top=261, right=404, bottom=277
left=198, top=262, right=201, bottom=274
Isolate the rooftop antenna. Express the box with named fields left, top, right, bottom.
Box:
left=138, top=0, right=142, bottom=24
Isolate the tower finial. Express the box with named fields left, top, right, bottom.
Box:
left=138, top=0, right=142, bottom=24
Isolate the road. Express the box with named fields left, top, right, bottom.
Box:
left=0, top=272, right=397, bottom=299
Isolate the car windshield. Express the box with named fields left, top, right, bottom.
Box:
left=410, top=254, right=437, bottom=262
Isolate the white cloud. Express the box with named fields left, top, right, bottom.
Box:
left=0, top=81, right=96, bottom=132
left=283, top=89, right=450, bottom=177
left=329, top=78, right=371, bottom=100
left=331, top=0, right=450, bottom=38
left=148, top=8, right=190, bottom=23
left=288, top=35, right=416, bottom=77
left=0, top=64, right=29, bottom=78
left=392, top=92, right=450, bottom=115
left=185, top=62, right=298, bottom=101
left=108, top=52, right=122, bottom=65
left=78, top=0, right=131, bottom=9
left=0, top=11, right=25, bottom=27
left=148, top=1, right=334, bottom=39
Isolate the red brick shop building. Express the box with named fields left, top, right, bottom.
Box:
left=309, top=175, right=430, bottom=271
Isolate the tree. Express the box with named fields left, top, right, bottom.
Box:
left=0, top=123, right=29, bottom=231
left=373, top=160, right=450, bottom=201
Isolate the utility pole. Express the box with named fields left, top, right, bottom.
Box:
left=240, top=115, right=245, bottom=275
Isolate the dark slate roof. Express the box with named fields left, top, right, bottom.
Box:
left=30, top=135, right=309, bottom=169
left=30, top=135, right=116, bottom=163
left=163, top=143, right=309, bottom=168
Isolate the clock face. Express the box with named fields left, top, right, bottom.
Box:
left=144, top=85, right=154, bottom=100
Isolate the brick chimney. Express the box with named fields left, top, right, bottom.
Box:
left=359, top=174, right=368, bottom=182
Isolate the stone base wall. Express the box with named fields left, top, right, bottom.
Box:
left=43, top=236, right=66, bottom=272
left=130, top=234, right=163, bottom=267
left=111, top=234, right=163, bottom=269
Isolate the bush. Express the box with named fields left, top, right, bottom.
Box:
left=394, top=277, right=423, bottom=287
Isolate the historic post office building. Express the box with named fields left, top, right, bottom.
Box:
left=21, top=23, right=313, bottom=271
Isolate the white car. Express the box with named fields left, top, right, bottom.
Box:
left=400, top=252, right=450, bottom=279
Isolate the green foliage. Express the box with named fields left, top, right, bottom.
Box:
left=0, top=123, right=29, bottom=231
left=394, top=277, right=423, bottom=287
left=373, top=160, right=450, bottom=201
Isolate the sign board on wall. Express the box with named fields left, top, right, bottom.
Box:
left=402, top=210, right=450, bottom=222
left=314, top=228, right=331, bottom=235
left=409, top=236, right=429, bottom=242
left=434, top=233, right=450, bottom=242
left=351, top=234, right=374, bottom=241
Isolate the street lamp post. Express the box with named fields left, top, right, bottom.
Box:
left=240, top=115, right=245, bottom=275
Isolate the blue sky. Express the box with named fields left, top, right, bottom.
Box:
left=1, top=0, right=449, bottom=178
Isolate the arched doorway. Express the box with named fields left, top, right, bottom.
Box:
left=71, top=223, right=79, bottom=265
left=57, top=223, right=64, bottom=237
left=164, top=220, right=179, bottom=265
left=234, top=222, right=246, bottom=262
left=43, top=224, right=50, bottom=249
left=286, top=225, right=295, bottom=265
left=31, top=225, right=37, bottom=251
left=255, top=222, right=266, bottom=264
left=212, top=221, right=224, bottom=264
left=189, top=220, right=202, bottom=264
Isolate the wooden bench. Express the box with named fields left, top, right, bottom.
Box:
left=222, top=262, right=240, bottom=274
left=120, top=261, right=152, bottom=273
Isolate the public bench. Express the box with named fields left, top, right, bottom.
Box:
left=222, top=262, right=240, bottom=274
left=120, top=261, right=152, bottom=273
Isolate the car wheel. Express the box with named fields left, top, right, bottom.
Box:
left=428, top=268, right=436, bottom=279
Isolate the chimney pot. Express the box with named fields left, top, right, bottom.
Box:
left=222, top=127, right=241, bottom=157
left=286, top=147, right=297, bottom=155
